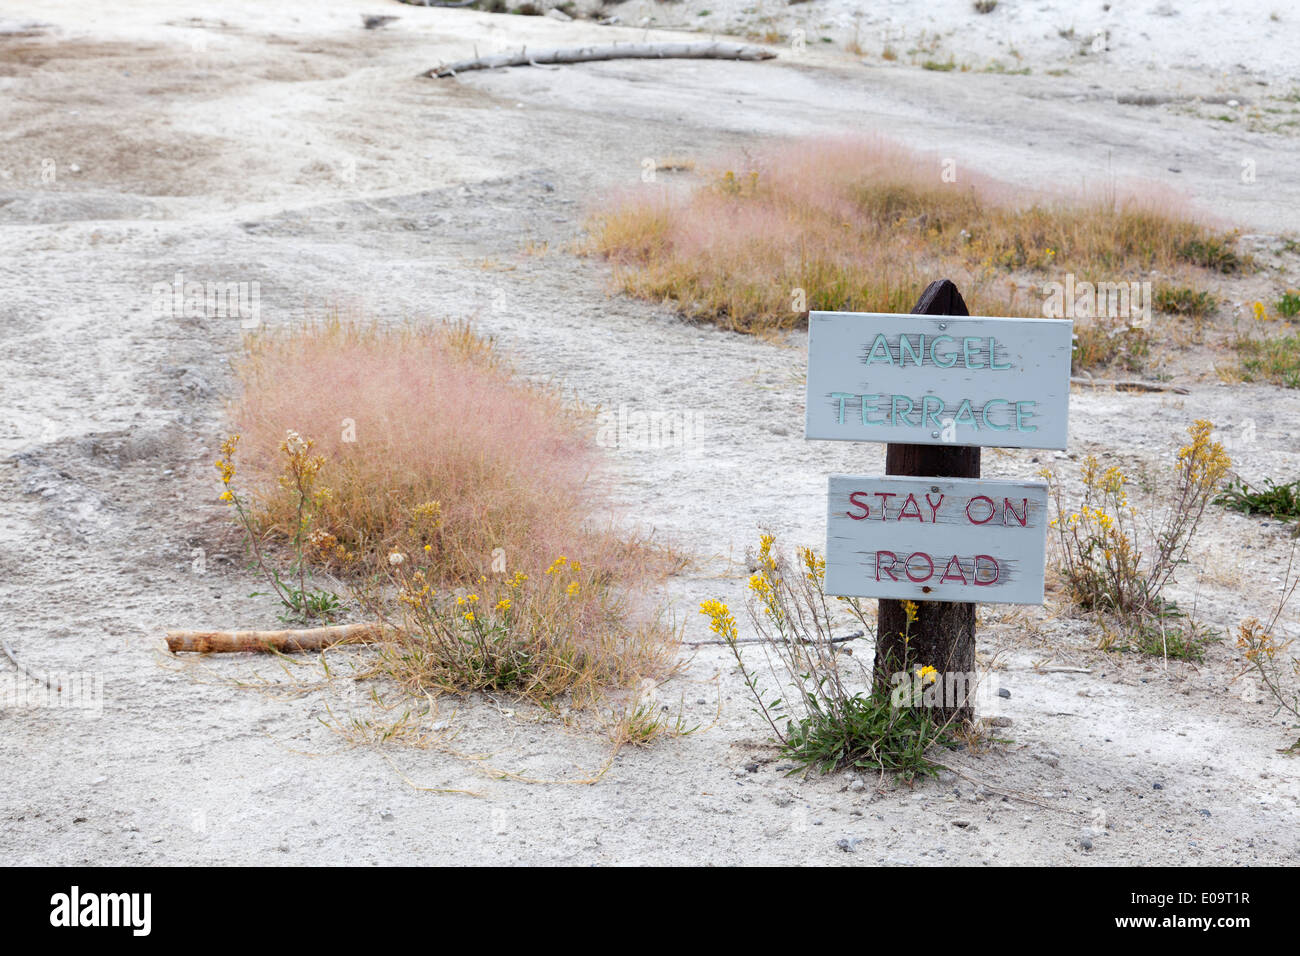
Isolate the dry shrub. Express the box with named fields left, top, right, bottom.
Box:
left=233, top=318, right=608, bottom=580
left=1044, top=421, right=1232, bottom=658
left=226, top=317, right=681, bottom=705
left=587, top=136, right=1236, bottom=334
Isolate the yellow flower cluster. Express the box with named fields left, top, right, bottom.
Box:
left=917, top=664, right=938, bottom=684
left=1236, top=618, right=1287, bottom=662
left=902, top=599, right=919, bottom=624
left=399, top=569, right=433, bottom=608
left=215, top=434, right=239, bottom=503
left=798, top=546, right=826, bottom=583
left=748, top=571, right=780, bottom=619
left=1177, top=419, right=1232, bottom=489
left=412, top=500, right=443, bottom=525
left=699, top=599, right=738, bottom=644
left=277, top=429, right=324, bottom=490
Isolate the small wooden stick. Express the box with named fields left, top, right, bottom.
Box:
left=165, top=622, right=385, bottom=654
left=424, top=42, right=776, bottom=79
left=1069, top=376, right=1189, bottom=395
left=684, top=630, right=865, bottom=647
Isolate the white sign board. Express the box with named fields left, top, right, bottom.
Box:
left=805, top=311, right=1073, bottom=450
left=825, top=474, right=1049, bottom=605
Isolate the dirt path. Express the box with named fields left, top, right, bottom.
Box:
left=1, top=0, right=1297, bottom=865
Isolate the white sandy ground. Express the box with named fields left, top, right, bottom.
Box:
left=1, top=0, right=1299, bottom=865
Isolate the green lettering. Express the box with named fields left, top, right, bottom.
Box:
left=1016, top=400, right=1038, bottom=432
left=862, top=394, right=885, bottom=426
left=830, top=392, right=854, bottom=424
left=930, top=334, right=957, bottom=368
left=890, top=394, right=916, bottom=427
left=982, top=398, right=1010, bottom=430
left=990, top=337, right=1012, bottom=370
left=953, top=398, right=979, bottom=429
left=899, top=334, right=924, bottom=367
left=865, top=334, right=893, bottom=366
left=921, top=395, right=945, bottom=429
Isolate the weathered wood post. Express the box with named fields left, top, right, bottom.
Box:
left=804, top=279, right=1072, bottom=729
left=873, top=279, right=978, bottom=723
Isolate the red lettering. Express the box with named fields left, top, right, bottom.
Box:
left=905, top=551, right=935, bottom=582
left=940, top=554, right=969, bottom=584
left=875, top=550, right=899, bottom=581
left=1003, top=498, right=1028, bottom=527
left=847, top=491, right=871, bottom=520
left=898, top=493, right=923, bottom=521
left=925, top=493, right=944, bottom=521
left=974, top=555, right=1000, bottom=585
left=965, top=495, right=996, bottom=525
left=874, top=492, right=896, bottom=520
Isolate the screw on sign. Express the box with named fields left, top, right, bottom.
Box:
left=804, top=279, right=1072, bottom=721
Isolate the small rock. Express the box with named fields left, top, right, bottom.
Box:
left=1080, top=836, right=1094, bottom=850
left=544, top=8, right=572, bottom=21
left=997, top=688, right=1011, bottom=699
left=744, top=762, right=759, bottom=773
left=1152, top=782, right=1163, bottom=790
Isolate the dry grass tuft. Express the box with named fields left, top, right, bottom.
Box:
left=233, top=317, right=608, bottom=581
left=226, top=316, right=682, bottom=707
left=586, top=136, right=1239, bottom=336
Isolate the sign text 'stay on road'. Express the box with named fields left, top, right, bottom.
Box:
left=825, top=475, right=1050, bottom=605
left=804, top=311, right=1074, bottom=450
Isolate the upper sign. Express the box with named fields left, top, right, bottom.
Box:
left=805, top=311, right=1073, bottom=450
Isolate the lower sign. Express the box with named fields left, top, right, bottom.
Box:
left=826, top=474, right=1049, bottom=606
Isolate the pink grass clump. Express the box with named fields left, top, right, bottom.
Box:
left=229, top=319, right=609, bottom=582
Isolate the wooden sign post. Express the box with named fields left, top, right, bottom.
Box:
left=804, top=280, right=1072, bottom=722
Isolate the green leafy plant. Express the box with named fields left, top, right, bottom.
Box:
left=1179, top=235, right=1247, bottom=273
left=1154, top=285, right=1218, bottom=317
left=1217, top=476, right=1300, bottom=523
left=1236, top=332, right=1300, bottom=388
left=699, top=535, right=954, bottom=780
left=1276, top=290, right=1300, bottom=318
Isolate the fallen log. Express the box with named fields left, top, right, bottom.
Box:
left=424, top=42, right=777, bottom=78
left=165, top=622, right=385, bottom=654
left=1069, top=376, right=1190, bottom=395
